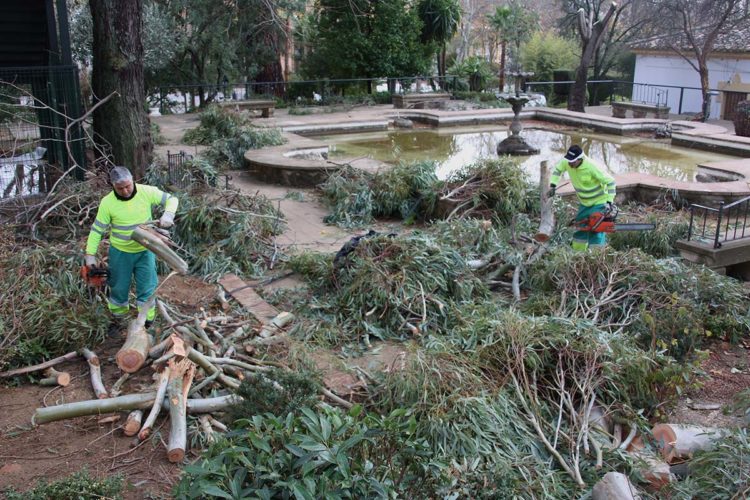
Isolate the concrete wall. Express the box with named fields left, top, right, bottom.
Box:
left=633, top=54, right=750, bottom=119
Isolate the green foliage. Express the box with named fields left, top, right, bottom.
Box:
left=150, top=121, right=167, bottom=145
left=608, top=209, right=689, bottom=258
left=524, top=247, right=750, bottom=360
left=0, top=243, right=108, bottom=371
left=4, top=469, right=123, bottom=500
left=228, top=369, right=321, bottom=419
left=521, top=31, right=578, bottom=84
left=301, top=0, right=433, bottom=81
left=169, top=188, right=285, bottom=280
left=183, top=106, right=246, bottom=145
left=320, top=162, right=441, bottom=227
left=668, top=428, right=750, bottom=499
left=449, top=56, right=494, bottom=91
left=174, top=405, right=447, bottom=499
left=182, top=106, right=285, bottom=168
left=291, top=232, right=486, bottom=345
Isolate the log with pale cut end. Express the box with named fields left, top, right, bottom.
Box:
left=167, top=358, right=195, bottom=463
left=131, top=226, right=189, bottom=274
left=123, top=410, right=143, bottom=436
left=79, top=348, right=108, bottom=399
left=116, top=323, right=152, bottom=374
left=630, top=451, right=674, bottom=489
left=258, top=311, right=295, bottom=338
left=651, top=423, right=726, bottom=463
left=39, top=368, right=71, bottom=387
left=592, top=472, right=642, bottom=500
left=534, top=160, right=555, bottom=242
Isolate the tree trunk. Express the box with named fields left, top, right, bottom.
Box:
left=535, top=161, right=555, bottom=242
left=699, top=63, right=710, bottom=122
left=568, top=3, right=617, bottom=113
left=499, top=41, right=506, bottom=92
left=90, top=0, right=152, bottom=178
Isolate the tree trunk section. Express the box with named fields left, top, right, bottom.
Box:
left=39, top=368, right=71, bottom=387
left=90, top=0, right=152, bottom=178
left=535, top=160, right=555, bottom=242
left=116, top=322, right=152, bottom=373
left=80, top=348, right=108, bottom=399
left=652, top=423, right=725, bottom=463
left=123, top=410, right=143, bottom=436
left=166, top=359, right=195, bottom=463
left=592, top=472, right=642, bottom=500
left=34, top=392, right=158, bottom=425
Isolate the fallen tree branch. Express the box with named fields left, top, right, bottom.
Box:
left=138, top=367, right=171, bottom=441
left=0, top=351, right=79, bottom=378
left=79, top=348, right=108, bottom=399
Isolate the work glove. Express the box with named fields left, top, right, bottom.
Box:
left=159, top=211, right=175, bottom=229
left=605, top=202, right=614, bottom=212
left=84, top=255, right=97, bottom=267
left=547, top=185, right=556, bottom=198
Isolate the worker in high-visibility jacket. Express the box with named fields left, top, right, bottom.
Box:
left=548, top=145, right=616, bottom=251
left=84, top=166, right=179, bottom=336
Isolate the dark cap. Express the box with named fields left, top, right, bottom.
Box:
left=564, top=145, right=584, bottom=162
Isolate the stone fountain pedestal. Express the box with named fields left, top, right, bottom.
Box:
left=497, top=94, right=539, bottom=156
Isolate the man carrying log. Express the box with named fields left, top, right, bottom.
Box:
left=84, top=166, right=179, bottom=337
left=547, top=145, right=616, bottom=251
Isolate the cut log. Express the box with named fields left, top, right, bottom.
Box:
left=651, top=423, right=726, bottom=463
left=123, top=410, right=143, bottom=436
left=117, top=321, right=152, bottom=374
left=0, top=351, right=79, bottom=378
left=138, top=367, right=171, bottom=441
left=630, top=451, right=674, bottom=489
left=166, top=358, right=195, bottom=463
left=258, top=311, right=295, bottom=338
left=39, top=368, right=71, bottom=387
left=131, top=225, right=189, bottom=274
left=33, top=392, right=158, bottom=425
left=79, top=348, right=108, bottom=399
left=592, top=472, right=642, bottom=500
left=534, top=160, right=555, bottom=242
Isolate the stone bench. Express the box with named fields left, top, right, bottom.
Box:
left=219, top=99, right=275, bottom=118
left=392, top=92, right=451, bottom=109
left=611, top=101, right=670, bottom=119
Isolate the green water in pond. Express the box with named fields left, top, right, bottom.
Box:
left=321, top=126, right=737, bottom=182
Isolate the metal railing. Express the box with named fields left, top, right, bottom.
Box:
left=687, top=196, right=750, bottom=248
left=166, top=150, right=231, bottom=190
left=152, top=76, right=463, bottom=114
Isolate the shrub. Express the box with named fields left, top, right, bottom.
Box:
left=4, top=469, right=123, bottom=500
left=228, top=368, right=321, bottom=420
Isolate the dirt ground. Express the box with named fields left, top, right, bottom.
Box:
left=2, top=112, right=748, bottom=498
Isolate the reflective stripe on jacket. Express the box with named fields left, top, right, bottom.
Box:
left=86, top=184, right=179, bottom=254
left=550, top=157, right=615, bottom=207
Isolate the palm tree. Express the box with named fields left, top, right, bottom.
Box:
left=417, top=0, right=461, bottom=82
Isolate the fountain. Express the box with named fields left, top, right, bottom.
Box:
left=496, top=70, right=540, bottom=156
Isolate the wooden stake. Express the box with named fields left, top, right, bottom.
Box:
left=79, top=348, right=108, bottom=399
left=39, top=368, right=71, bottom=387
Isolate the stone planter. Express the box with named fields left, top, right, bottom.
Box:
left=734, top=100, right=750, bottom=137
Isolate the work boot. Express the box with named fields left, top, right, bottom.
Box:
left=107, top=317, right=125, bottom=338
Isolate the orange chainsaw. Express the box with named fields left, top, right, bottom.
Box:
left=577, top=204, right=656, bottom=233
left=81, top=264, right=109, bottom=302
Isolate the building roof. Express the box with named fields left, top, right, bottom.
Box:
left=630, top=24, right=750, bottom=53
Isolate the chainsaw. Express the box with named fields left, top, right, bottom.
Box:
left=577, top=204, right=656, bottom=233
left=81, top=264, right=109, bottom=302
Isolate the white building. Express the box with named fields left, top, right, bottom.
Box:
left=631, top=27, right=750, bottom=120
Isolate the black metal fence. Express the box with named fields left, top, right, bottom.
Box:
left=687, top=196, right=750, bottom=248
left=166, top=150, right=231, bottom=190
left=153, top=76, right=462, bottom=114
left=0, top=65, right=85, bottom=200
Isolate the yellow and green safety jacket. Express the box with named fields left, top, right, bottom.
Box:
left=86, top=184, right=178, bottom=255
left=551, top=157, right=616, bottom=207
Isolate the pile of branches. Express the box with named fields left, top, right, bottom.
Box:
left=289, top=231, right=487, bottom=345
left=182, top=105, right=285, bottom=168
left=0, top=240, right=108, bottom=371
left=169, top=187, right=285, bottom=280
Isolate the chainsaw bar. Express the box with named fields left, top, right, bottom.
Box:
left=612, top=223, right=656, bottom=232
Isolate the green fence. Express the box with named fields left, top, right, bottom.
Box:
left=0, top=65, right=85, bottom=199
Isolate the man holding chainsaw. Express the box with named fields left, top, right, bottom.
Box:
left=83, top=166, right=179, bottom=337
left=548, top=145, right=616, bottom=251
